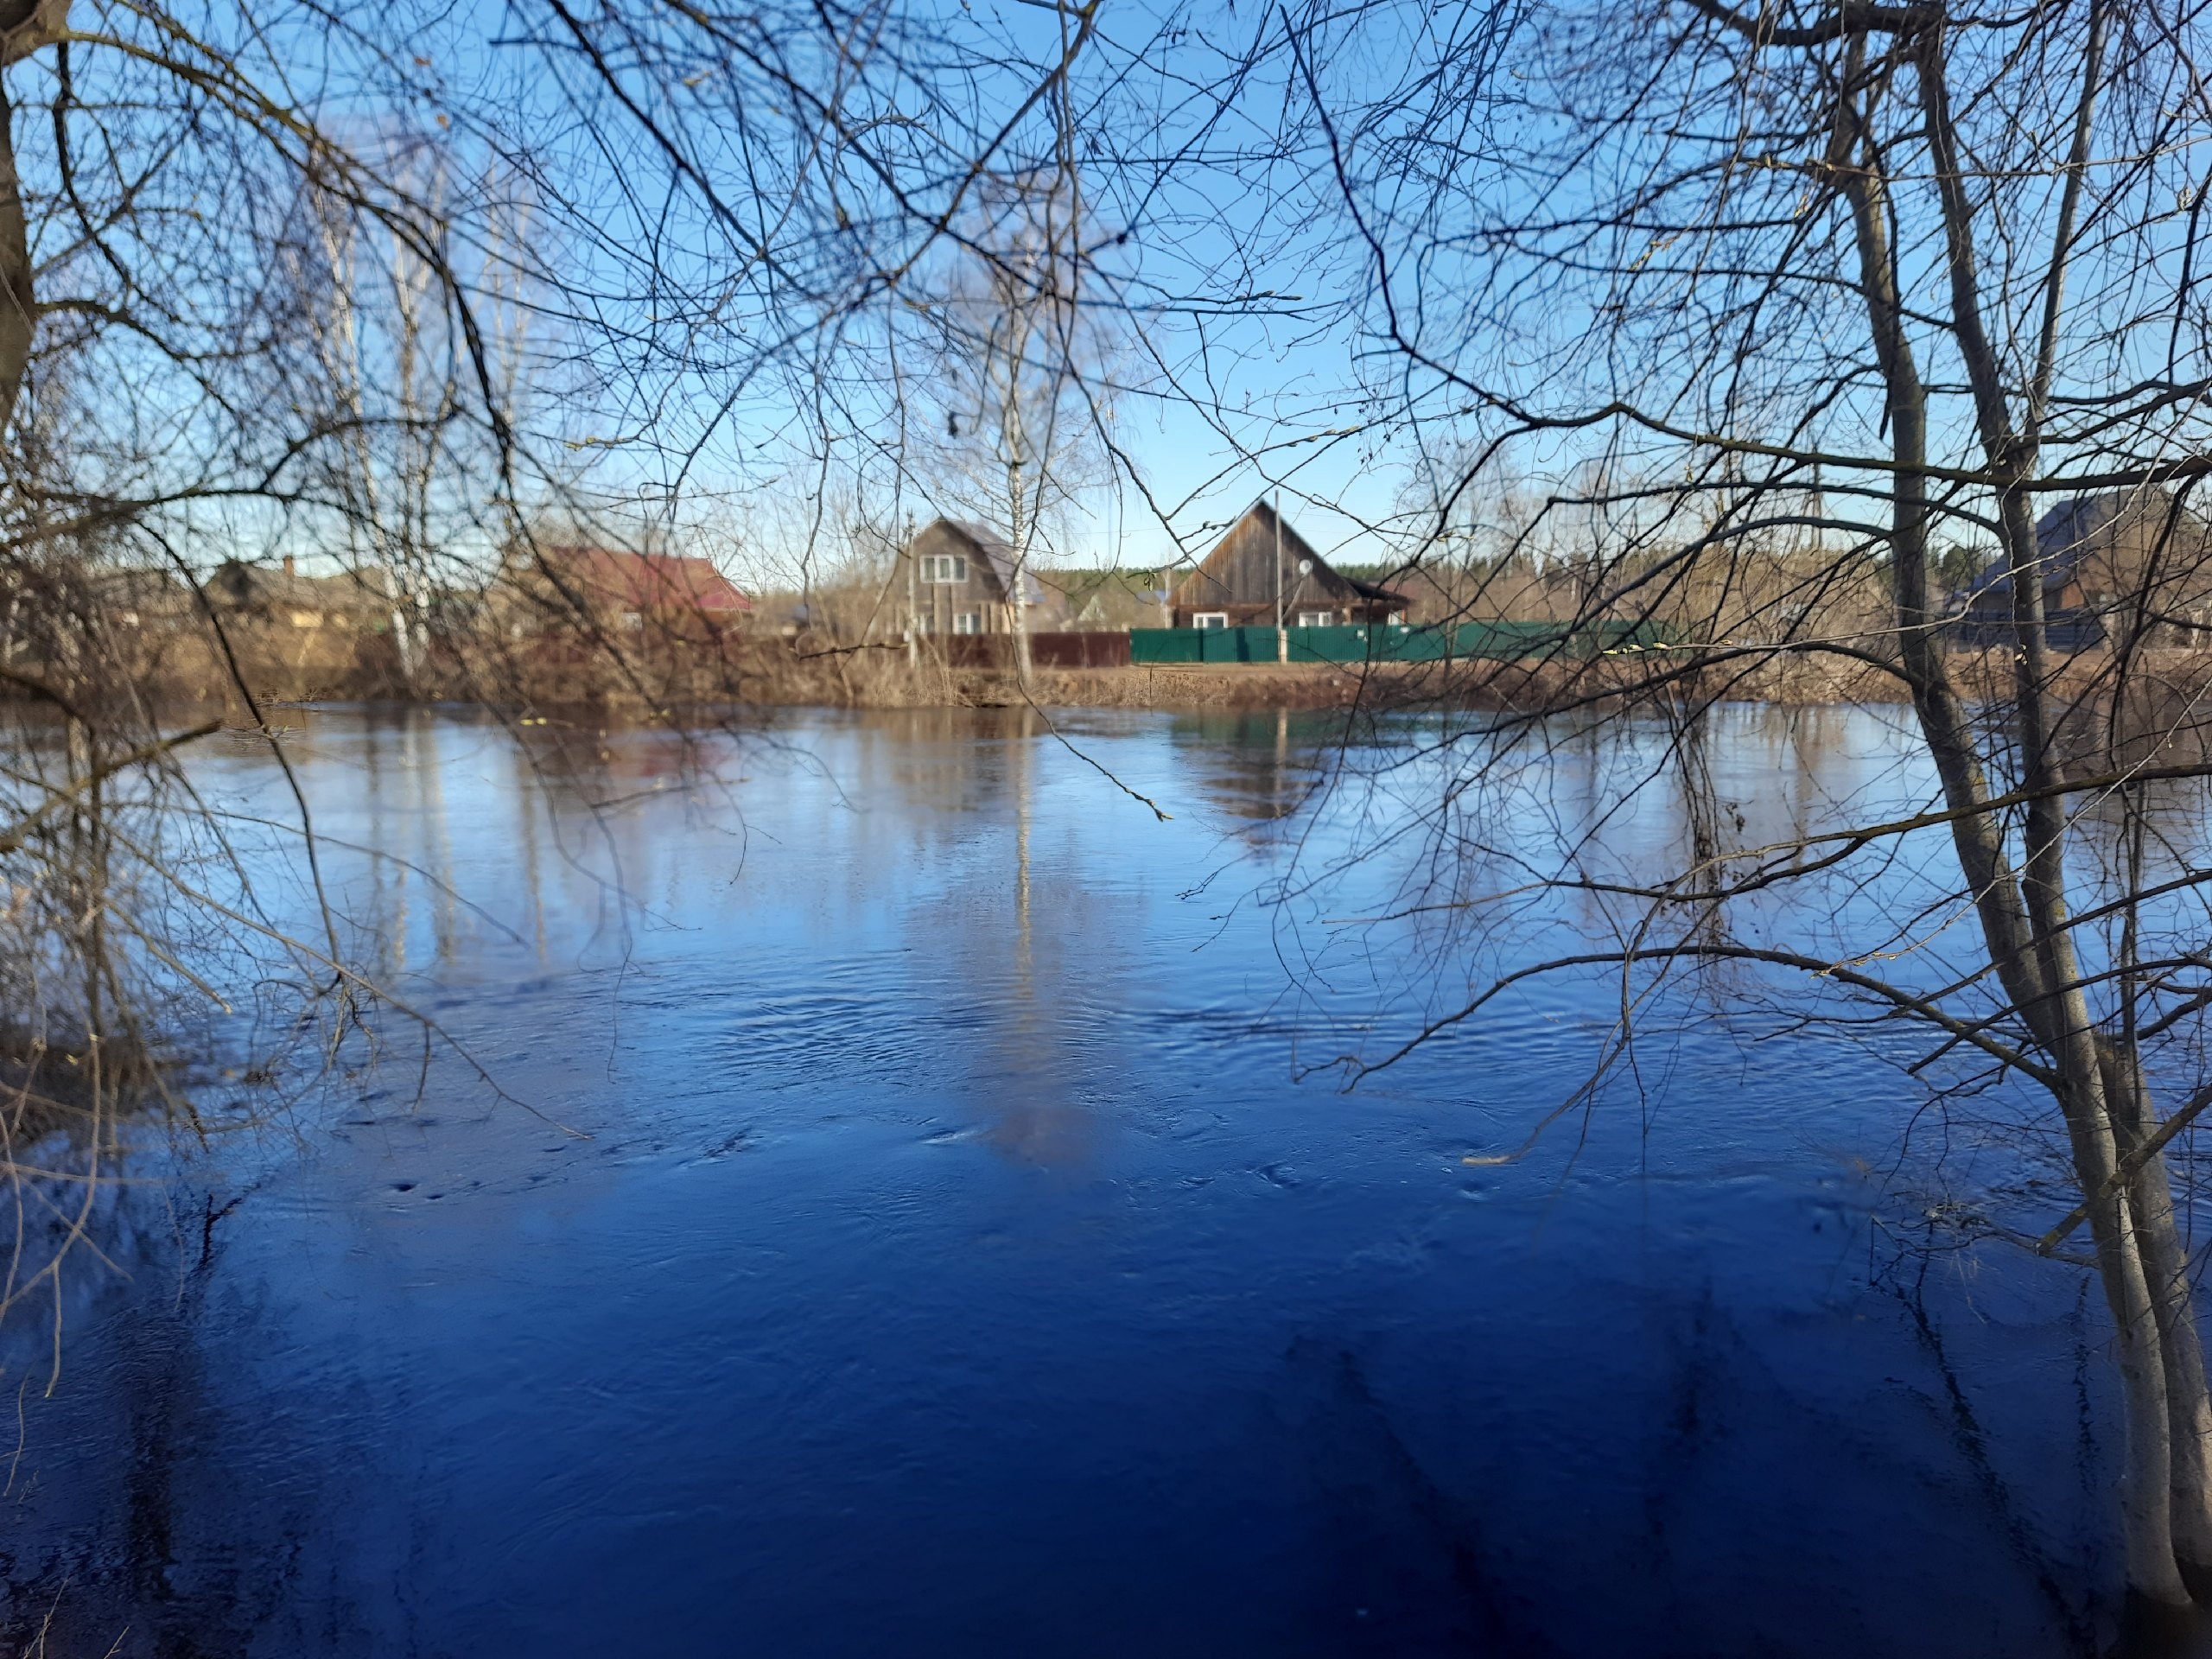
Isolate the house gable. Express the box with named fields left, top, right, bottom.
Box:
left=910, top=520, right=1013, bottom=605
left=905, top=518, right=1065, bottom=633
left=1169, top=500, right=1406, bottom=623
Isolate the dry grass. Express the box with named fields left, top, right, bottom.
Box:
left=104, top=605, right=2212, bottom=722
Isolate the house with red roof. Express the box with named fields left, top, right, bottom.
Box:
left=503, top=544, right=751, bottom=644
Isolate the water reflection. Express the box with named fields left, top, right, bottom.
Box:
left=0, top=704, right=2180, bottom=1657
left=1169, top=708, right=1327, bottom=824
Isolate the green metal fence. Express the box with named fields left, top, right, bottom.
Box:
left=1127, top=621, right=1666, bottom=665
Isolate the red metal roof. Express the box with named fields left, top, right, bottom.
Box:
left=541, top=546, right=752, bottom=613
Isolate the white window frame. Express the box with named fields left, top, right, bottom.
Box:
left=952, top=611, right=983, bottom=635
left=921, top=554, right=969, bottom=585
left=1295, top=610, right=1332, bottom=627
left=1192, top=612, right=1230, bottom=630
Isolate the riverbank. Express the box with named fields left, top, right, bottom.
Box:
left=362, top=642, right=1924, bottom=713
left=890, top=652, right=1912, bottom=712
left=84, top=622, right=2212, bottom=718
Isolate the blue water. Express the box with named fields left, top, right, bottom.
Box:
left=0, top=705, right=2155, bottom=1656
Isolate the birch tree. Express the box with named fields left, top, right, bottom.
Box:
left=930, top=168, right=1102, bottom=679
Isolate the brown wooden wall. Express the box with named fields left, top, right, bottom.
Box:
left=1170, top=502, right=1400, bottom=626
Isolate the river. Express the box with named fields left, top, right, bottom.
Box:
left=0, top=703, right=2159, bottom=1656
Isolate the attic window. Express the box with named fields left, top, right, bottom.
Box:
left=922, top=554, right=968, bottom=584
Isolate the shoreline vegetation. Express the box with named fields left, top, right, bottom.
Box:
left=62, top=541, right=2212, bottom=721
left=82, top=614, right=2212, bottom=715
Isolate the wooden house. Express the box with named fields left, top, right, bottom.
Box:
left=1955, top=491, right=2212, bottom=650
left=906, top=519, right=1065, bottom=635
left=1169, top=501, right=1407, bottom=629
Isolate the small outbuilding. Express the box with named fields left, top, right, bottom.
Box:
left=906, top=518, right=1062, bottom=635
left=1169, top=500, right=1406, bottom=629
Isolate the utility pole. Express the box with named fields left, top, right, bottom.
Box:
left=1275, top=492, right=1287, bottom=664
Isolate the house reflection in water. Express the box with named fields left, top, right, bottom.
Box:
left=1171, top=709, right=1325, bottom=826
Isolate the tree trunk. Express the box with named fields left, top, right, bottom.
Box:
left=0, top=72, right=31, bottom=445
left=1006, top=458, right=1033, bottom=688
left=1831, top=39, right=2198, bottom=1603
left=1913, top=24, right=2196, bottom=1604
left=0, top=1, right=67, bottom=441
left=2064, top=1064, right=2190, bottom=1603
left=2103, top=1039, right=2212, bottom=1591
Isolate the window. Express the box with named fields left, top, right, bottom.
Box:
left=1193, top=612, right=1229, bottom=630
left=1296, top=610, right=1332, bottom=627
left=952, top=612, right=983, bottom=635
left=921, top=554, right=968, bottom=584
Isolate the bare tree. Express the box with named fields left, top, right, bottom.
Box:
left=926, top=167, right=1103, bottom=678
left=1257, top=0, right=2212, bottom=1610
left=0, top=0, right=1141, bottom=1380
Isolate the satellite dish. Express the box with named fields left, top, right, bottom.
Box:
left=1298, top=558, right=1313, bottom=575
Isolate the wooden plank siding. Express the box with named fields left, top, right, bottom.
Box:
left=907, top=518, right=1065, bottom=636
left=1169, top=500, right=1407, bottom=628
